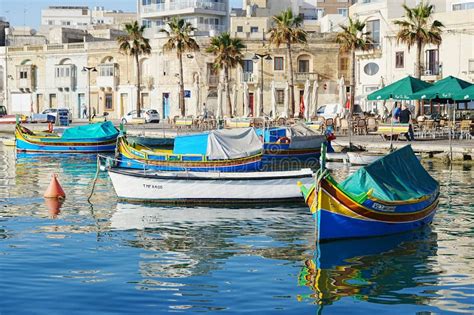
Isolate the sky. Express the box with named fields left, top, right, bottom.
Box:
left=0, top=0, right=242, bottom=28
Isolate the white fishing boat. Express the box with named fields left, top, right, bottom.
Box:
left=347, top=151, right=384, bottom=165
left=108, top=168, right=314, bottom=204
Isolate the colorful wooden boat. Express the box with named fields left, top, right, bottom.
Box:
left=108, top=167, right=314, bottom=204
left=257, top=124, right=325, bottom=161
left=15, top=121, right=119, bottom=153
left=116, top=128, right=263, bottom=172
left=299, top=145, right=439, bottom=241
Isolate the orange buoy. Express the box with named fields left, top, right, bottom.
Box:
left=44, top=197, right=63, bottom=218
left=44, top=174, right=66, bottom=199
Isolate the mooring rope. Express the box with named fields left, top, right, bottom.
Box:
left=87, top=155, right=101, bottom=203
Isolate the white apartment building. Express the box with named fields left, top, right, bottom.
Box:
left=41, top=6, right=136, bottom=30
left=138, top=0, right=229, bottom=38
left=350, top=0, right=474, bottom=112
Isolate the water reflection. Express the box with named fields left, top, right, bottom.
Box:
left=298, top=228, right=438, bottom=306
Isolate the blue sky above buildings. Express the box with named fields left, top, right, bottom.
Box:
left=0, top=0, right=242, bottom=28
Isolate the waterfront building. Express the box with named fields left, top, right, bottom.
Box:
left=349, top=0, right=474, bottom=112
left=138, top=0, right=229, bottom=38
left=41, top=6, right=136, bottom=30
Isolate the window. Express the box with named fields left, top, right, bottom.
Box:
left=20, top=71, right=28, bottom=79
left=469, top=59, right=474, bottom=73
left=276, top=89, right=284, bottom=104
left=142, top=0, right=152, bottom=5
left=315, top=9, right=324, bottom=19
left=250, top=26, right=258, bottom=33
left=366, top=19, right=380, bottom=47
left=452, top=2, right=474, bottom=10
left=298, top=60, right=309, bottom=73
left=395, top=52, right=404, bottom=68
left=425, top=49, right=440, bottom=75
left=236, top=26, right=243, bottom=32
left=340, top=57, right=348, bottom=71
left=363, top=62, right=379, bottom=76
left=337, top=8, right=348, bottom=16
left=274, top=57, right=284, bottom=71
left=105, top=93, right=113, bottom=110
left=82, top=9, right=88, bottom=15
left=243, top=60, right=253, bottom=73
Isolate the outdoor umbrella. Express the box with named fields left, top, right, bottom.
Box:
left=232, top=83, right=237, bottom=117
left=410, top=75, right=472, bottom=100
left=271, top=80, right=277, bottom=119
left=452, top=84, right=474, bottom=101
left=338, top=76, right=345, bottom=106
left=216, top=82, right=223, bottom=119
left=304, top=79, right=311, bottom=120
left=367, top=76, right=432, bottom=101
left=243, top=82, right=249, bottom=117
left=311, top=80, right=318, bottom=118
left=255, top=87, right=261, bottom=118
left=283, top=82, right=289, bottom=118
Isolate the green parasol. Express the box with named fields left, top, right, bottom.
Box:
left=367, top=76, right=432, bottom=101
left=452, top=84, right=474, bottom=101
left=410, top=75, right=473, bottom=100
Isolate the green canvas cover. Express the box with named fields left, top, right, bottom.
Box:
left=453, top=84, right=474, bottom=101
left=339, top=146, right=438, bottom=201
left=61, top=121, right=118, bottom=140
left=367, top=76, right=432, bottom=101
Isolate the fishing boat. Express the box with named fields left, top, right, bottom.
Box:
left=299, top=145, right=439, bottom=241
left=346, top=151, right=384, bottom=165
left=15, top=121, right=119, bottom=153
left=116, top=128, right=263, bottom=172
left=108, top=167, right=314, bottom=204
left=257, top=124, right=326, bottom=161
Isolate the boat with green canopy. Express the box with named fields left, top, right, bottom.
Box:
left=16, top=121, right=119, bottom=153
left=299, top=145, right=439, bottom=240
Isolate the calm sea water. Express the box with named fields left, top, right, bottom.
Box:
left=0, top=145, right=473, bottom=314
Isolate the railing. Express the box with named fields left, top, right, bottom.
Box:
left=242, top=72, right=255, bottom=83
left=295, top=72, right=318, bottom=81
left=142, top=0, right=226, bottom=13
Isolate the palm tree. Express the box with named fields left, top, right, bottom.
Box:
left=160, top=17, right=200, bottom=117
left=336, top=17, right=372, bottom=116
left=117, top=21, right=151, bottom=118
left=206, top=33, right=246, bottom=117
left=268, top=9, right=307, bottom=117
left=394, top=1, right=444, bottom=116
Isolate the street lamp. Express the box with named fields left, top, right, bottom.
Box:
left=253, top=53, right=272, bottom=117
left=82, top=66, right=97, bottom=122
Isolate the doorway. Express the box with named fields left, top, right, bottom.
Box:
left=162, top=93, right=170, bottom=119
left=36, top=94, right=43, bottom=113
left=78, top=93, right=85, bottom=118
left=49, top=94, right=57, bottom=108
left=120, top=93, right=128, bottom=117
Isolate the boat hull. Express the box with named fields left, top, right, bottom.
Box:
left=302, top=178, right=439, bottom=241
left=347, top=152, right=382, bottom=165
left=108, top=168, right=314, bottom=203
left=263, top=143, right=321, bottom=161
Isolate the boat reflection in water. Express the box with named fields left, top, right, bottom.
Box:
left=298, top=228, right=438, bottom=307
left=111, top=202, right=312, bottom=284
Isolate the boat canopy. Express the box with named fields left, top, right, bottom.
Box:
left=339, top=145, right=438, bottom=201
left=173, top=128, right=262, bottom=160
left=61, top=121, right=118, bottom=140
left=255, top=124, right=325, bottom=149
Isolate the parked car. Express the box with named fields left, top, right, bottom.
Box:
left=32, top=108, right=73, bottom=123
left=0, top=105, right=28, bottom=124
left=121, top=109, right=160, bottom=124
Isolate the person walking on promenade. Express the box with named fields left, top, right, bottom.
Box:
left=82, top=103, right=87, bottom=119
left=399, top=104, right=414, bottom=141
left=392, top=103, right=401, bottom=123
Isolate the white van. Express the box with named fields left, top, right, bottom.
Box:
left=316, top=103, right=344, bottom=119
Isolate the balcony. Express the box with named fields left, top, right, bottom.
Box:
left=97, top=63, right=118, bottom=89
left=295, top=72, right=318, bottom=82
left=141, top=0, right=227, bottom=17
left=241, top=72, right=256, bottom=83
left=420, top=64, right=441, bottom=82
left=16, top=65, right=35, bottom=92
left=54, top=64, right=76, bottom=90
